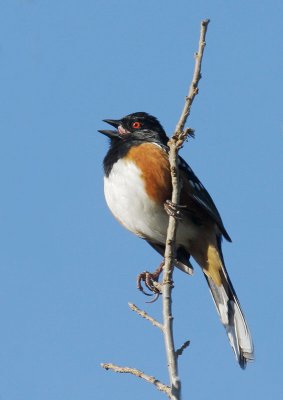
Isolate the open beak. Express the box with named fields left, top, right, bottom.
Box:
left=98, top=118, right=122, bottom=139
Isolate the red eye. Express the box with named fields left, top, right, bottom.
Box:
left=132, top=121, right=142, bottom=129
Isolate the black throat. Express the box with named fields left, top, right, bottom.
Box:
left=103, top=138, right=132, bottom=177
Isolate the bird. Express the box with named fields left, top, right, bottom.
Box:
left=98, top=111, right=254, bottom=368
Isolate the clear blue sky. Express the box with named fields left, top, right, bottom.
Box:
left=0, top=1, right=282, bottom=399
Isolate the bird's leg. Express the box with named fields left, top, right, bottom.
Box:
left=164, top=200, right=187, bottom=220
left=137, top=261, right=164, bottom=297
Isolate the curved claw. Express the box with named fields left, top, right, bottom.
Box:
left=137, top=272, right=154, bottom=296
left=164, top=200, right=187, bottom=220
left=139, top=286, right=153, bottom=297
left=146, top=292, right=160, bottom=304
left=137, top=263, right=164, bottom=298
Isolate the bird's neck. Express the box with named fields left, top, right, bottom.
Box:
left=103, top=137, right=168, bottom=177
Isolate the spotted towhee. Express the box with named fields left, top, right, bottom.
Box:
left=98, top=112, right=254, bottom=368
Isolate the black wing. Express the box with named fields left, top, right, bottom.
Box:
left=178, top=156, right=232, bottom=242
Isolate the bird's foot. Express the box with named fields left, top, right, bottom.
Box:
left=137, top=262, right=164, bottom=302
left=164, top=200, right=187, bottom=220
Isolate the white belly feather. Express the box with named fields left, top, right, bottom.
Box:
left=104, top=158, right=197, bottom=246
left=104, top=158, right=169, bottom=244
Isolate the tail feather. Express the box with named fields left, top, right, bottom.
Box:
left=205, top=267, right=254, bottom=368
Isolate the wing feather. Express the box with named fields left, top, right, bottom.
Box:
left=179, top=156, right=231, bottom=242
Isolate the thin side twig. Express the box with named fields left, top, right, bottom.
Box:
left=101, top=363, right=171, bottom=398
left=128, top=302, right=163, bottom=331
left=162, top=19, right=210, bottom=400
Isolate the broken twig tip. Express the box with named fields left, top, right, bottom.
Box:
left=176, top=340, right=191, bottom=358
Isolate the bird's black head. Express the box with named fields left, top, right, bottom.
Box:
left=98, top=112, right=169, bottom=146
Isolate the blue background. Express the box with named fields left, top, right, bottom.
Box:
left=0, top=1, right=282, bottom=399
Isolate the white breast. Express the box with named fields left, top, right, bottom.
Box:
left=104, top=158, right=169, bottom=244
left=104, top=158, right=198, bottom=246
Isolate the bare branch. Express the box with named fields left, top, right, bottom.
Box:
left=176, top=340, right=191, bottom=358
left=128, top=302, right=163, bottom=331
left=101, top=363, right=171, bottom=398
left=162, top=19, right=210, bottom=400
left=174, top=19, right=210, bottom=140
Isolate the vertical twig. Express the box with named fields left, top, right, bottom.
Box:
left=162, top=19, right=210, bottom=400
